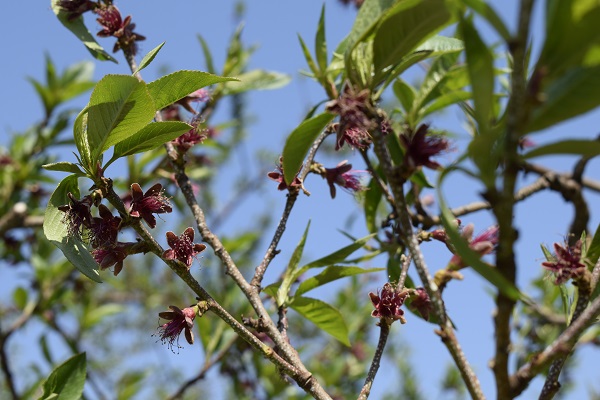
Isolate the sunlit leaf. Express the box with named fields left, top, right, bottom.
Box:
left=290, top=296, right=350, bottom=346
left=134, top=42, right=165, bottom=75
left=523, top=139, right=600, bottom=159
left=40, top=353, right=86, bottom=400
left=295, top=266, right=384, bottom=297
left=221, top=70, right=290, bottom=95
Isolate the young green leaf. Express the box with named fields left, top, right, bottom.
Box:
left=43, top=175, right=101, bottom=283
left=523, top=139, right=600, bottom=159
left=197, top=34, right=216, bottom=74
left=147, top=70, right=238, bottom=111
left=298, top=34, right=320, bottom=77
left=393, top=79, right=417, bottom=114
left=460, top=0, right=511, bottom=41
left=364, top=177, right=383, bottom=233
left=109, top=121, right=192, bottom=164
left=42, top=162, right=85, bottom=176
left=50, top=0, right=116, bottom=63
left=86, top=75, right=155, bottom=160
left=276, top=221, right=311, bottom=307
left=315, top=4, right=328, bottom=72
left=373, top=0, right=451, bottom=77
left=40, top=353, right=87, bottom=400
left=295, top=266, right=384, bottom=297
left=341, top=0, right=397, bottom=57
left=460, top=17, right=494, bottom=135
left=290, top=296, right=350, bottom=346
left=281, top=113, right=335, bottom=185
left=133, top=42, right=166, bottom=75
left=586, top=223, right=600, bottom=268
left=73, top=106, right=93, bottom=172
left=221, top=70, right=290, bottom=95
left=300, top=233, right=376, bottom=271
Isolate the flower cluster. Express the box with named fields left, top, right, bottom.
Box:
left=325, top=84, right=376, bottom=150
left=431, top=223, right=499, bottom=269
left=400, top=124, right=450, bottom=173
left=57, top=1, right=145, bottom=55
left=369, top=283, right=409, bottom=325
left=323, top=160, right=367, bottom=199
left=542, top=240, right=587, bottom=285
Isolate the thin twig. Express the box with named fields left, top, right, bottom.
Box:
left=357, top=322, right=390, bottom=400
left=523, top=162, right=600, bottom=193
left=397, top=254, right=412, bottom=290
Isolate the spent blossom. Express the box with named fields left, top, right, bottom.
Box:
left=267, top=157, right=301, bottom=191
left=542, top=240, right=587, bottom=285
left=325, top=84, right=375, bottom=150
left=57, top=0, right=96, bottom=20
left=88, top=204, right=121, bottom=248
left=129, top=183, right=172, bottom=229
left=95, top=4, right=145, bottom=55
left=323, top=160, right=367, bottom=199
left=173, top=120, right=207, bottom=152
left=369, top=283, right=409, bottom=325
left=58, top=192, right=93, bottom=239
left=92, top=242, right=133, bottom=276
left=156, top=305, right=197, bottom=351
left=162, top=227, right=207, bottom=269
left=400, top=124, right=450, bottom=173
left=448, top=224, right=499, bottom=269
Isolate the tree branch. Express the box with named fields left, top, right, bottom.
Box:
left=357, top=322, right=390, bottom=400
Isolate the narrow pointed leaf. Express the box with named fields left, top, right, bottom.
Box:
left=586, top=223, right=600, bottom=267
left=40, top=353, right=86, bottom=400
left=295, top=266, right=384, bottom=297
left=460, top=0, right=511, bottom=41
left=197, top=35, right=216, bottom=74
left=290, top=296, right=350, bottom=346
left=282, top=113, right=335, bottom=185
left=523, top=139, right=600, bottom=159
left=51, top=0, right=116, bottom=63
left=147, top=70, right=238, bottom=111
left=315, top=5, right=328, bottom=72
left=341, top=0, right=397, bottom=56
left=221, top=70, right=290, bottom=95
left=298, top=34, right=320, bottom=76
left=134, top=42, right=165, bottom=75
left=393, top=79, right=417, bottom=113
left=300, top=233, right=376, bottom=272
left=276, top=221, right=311, bottom=307
left=73, top=106, right=93, bottom=173
left=43, top=175, right=101, bottom=283
left=364, top=177, right=383, bottom=233
left=42, top=162, right=85, bottom=176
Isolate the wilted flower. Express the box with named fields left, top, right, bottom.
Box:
left=173, top=121, right=207, bottom=152
left=400, top=124, right=450, bottom=172
left=129, top=183, right=172, bottom=228
left=89, top=204, right=121, bottom=248
left=177, top=89, right=211, bottom=114
left=95, top=4, right=145, bottom=55
left=163, top=227, right=207, bottom=269
left=325, top=84, right=375, bottom=150
left=92, top=242, right=132, bottom=276
left=57, top=0, right=96, bottom=20
left=156, top=305, right=197, bottom=350
left=369, top=283, right=409, bottom=325
left=448, top=224, right=499, bottom=269
left=267, top=157, right=301, bottom=191
left=58, top=192, right=93, bottom=239
left=323, top=160, right=367, bottom=198
left=542, top=240, right=586, bottom=285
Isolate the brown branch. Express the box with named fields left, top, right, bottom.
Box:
left=523, top=162, right=600, bottom=194
left=510, top=287, right=600, bottom=396
left=0, top=327, right=19, bottom=400
left=357, top=322, right=390, bottom=400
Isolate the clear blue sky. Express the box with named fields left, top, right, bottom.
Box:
left=1, top=1, right=599, bottom=399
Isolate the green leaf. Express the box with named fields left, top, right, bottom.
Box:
left=460, top=0, right=511, bottom=41
left=342, top=0, right=397, bottom=56
left=134, top=42, right=165, bottom=75
left=83, top=304, right=125, bottom=329
left=301, top=234, right=376, bottom=271
left=393, top=79, right=417, bottom=113
left=586, top=223, right=600, bottom=267
left=437, top=170, right=522, bottom=301
left=276, top=222, right=311, bottom=307
left=50, top=0, right=116, bottom=63
left=420, top=90, right=472, bottom=117
left=295, top=266, right=384, bottom=297
left=73, top=106, right=93, bottom=172
left=373, top=0, right=451, bottom=75
left=13, top=287, right=28, bottom=310
left=39, top=353, right=86, bottom=400
left=197, top=35, right=216, bottom=74
left=523, top=139, right=600, bottom=159
left=364, top=177, right=383, bottom=233
left=290, top=296, right=350, bottom=346
left=282, top=113, right=335, bottom=185
left=315, top=5, right=328, bottom=72
left=221, top=70, right=290, bottom=95
left=109, top=121, right=192, bottom=163
left=86, top=75, right=156, bottom=160
left=460, top=17, right=494, bottom=134
left=42, top=162, right=85, bottom=176
left=526, top=66, right=600, bottom=133
left=43, top=175, right=101, bottom=283
left=147, top=70, right=238, bottom=111
left=298, top=34, right=320, bottom=76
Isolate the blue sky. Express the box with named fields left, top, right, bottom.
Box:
left=1, top=1, right=600, bottom=399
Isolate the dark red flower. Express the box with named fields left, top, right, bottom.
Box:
left=58, top=192, right=94, bottom=239
left=177, top=89, right=211, bottom=114
left=162, top=227, right=207, bottom=269
left=325, top=84, right=375, bottom=150
left=369, top=283, right=409, bottom=325
left=400, top=124, right=450, bottom=172
left=95, top=5, right=145, bottom=55
left=129, top=183, right=172, bottom=228
left=92, top=242, right=132, bottom=276
left=156, top=305, right=197, bottom=351
left=57, top=0, right=96, bottom=20
left=542, top=240, right=586, bottom=285
left=448, top=224, right=499, bottom=269
left=324, top=160, right=367, bottom=199
left=267, top=157, right=301, bottom=191
left=89, top=204, right=121, bottom=248
left=408, top=287, right=432, bottom=321
left=173, top=120, right=207, bottom=152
